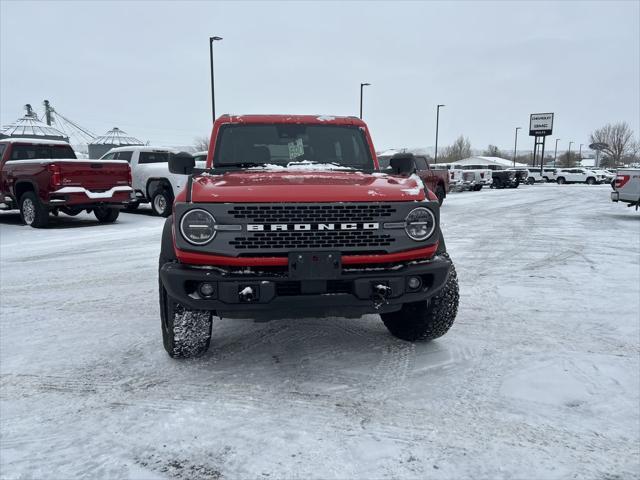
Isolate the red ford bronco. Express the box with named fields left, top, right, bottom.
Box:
left=0, top=138, right=133, bottom=227
left=158, top=115, right=459, bottom=358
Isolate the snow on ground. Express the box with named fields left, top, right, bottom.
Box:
left=0, top=184, right=638, bottom=479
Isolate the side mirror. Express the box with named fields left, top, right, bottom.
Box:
left=389, top=153, right=416, bottom=176
left=169, top=152, right=195, bottom=175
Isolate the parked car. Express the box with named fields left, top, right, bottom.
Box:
left=508, top=168, right=529, bottom=185
left=378, top=154, right=449, bottom=204
left=412, top=155, right=450, bottom=204
left=101, top=146, right=187, bottom=216
left=432, top=163, right=475, bottom=191
left=555, top=168, right=604, bottom=185
left=455, top=164, right=493, bottom=190
left=524, top=167, right=546, bottom=184
left=0, top=138, right=133, bottom=227
left=590, top=168, right=615, bottom=183
left=158, top=114, right=459, bottom=358
left=490, top=169, right=519, bottom=189
left=611, top=168, right=640, bottom=208
left=541, top=167, right=558, bottom=182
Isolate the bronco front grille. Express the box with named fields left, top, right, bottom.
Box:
left=230, top=230, right=395, bottom=250
left=228, top=204, right=397, bottom=223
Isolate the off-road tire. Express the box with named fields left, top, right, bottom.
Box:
left=19, top=191, right=49, bottom=228
left=151, top=188, right=173, bottom=217
left=159, top=219, right=213, bottom=358
left=435, top=184, right=445, bottom=205
left=557, top=177, right=566, bottom=184
left=94, top=207, right=120, bottom=223
left=381, top=255, right=459, bottom=342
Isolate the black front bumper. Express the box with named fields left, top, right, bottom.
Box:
left=159, top=255, right=452, bottom=319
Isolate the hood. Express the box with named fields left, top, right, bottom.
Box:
left=188, top=171, right=426, bottom=203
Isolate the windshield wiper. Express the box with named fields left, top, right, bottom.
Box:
left=216, top=162, right=267, bottom=169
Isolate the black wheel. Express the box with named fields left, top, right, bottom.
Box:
left=527, top=177, right=535, bottom=185
left=124, top=202, right=140, bottom=211
left=151, top=188, right=173, bottom=217
left=94, top=207, right=120, bottom=223
left=19, top=191, right=49, bottom=228
left=586, top=177, right=595, bottom=185
left=381, top=255, right=459, bottom=342
left=557, top=177, right=566, bottom=184
left=473, top=185, right=483, bottom=191
left=435, top=184, right=445, bottom=205
left=158, top=220, right=212, bottom=358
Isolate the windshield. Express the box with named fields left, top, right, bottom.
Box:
left=213, top=124, right=373, bottom=170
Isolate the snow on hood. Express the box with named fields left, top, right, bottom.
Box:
left=246, top=161, right=355, bottom=172
left=187, top=170, right=426, bottom=203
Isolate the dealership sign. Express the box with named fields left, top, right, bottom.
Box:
left=529, top=113, right=554, bottom=136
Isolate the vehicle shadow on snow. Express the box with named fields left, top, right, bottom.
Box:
left=0, top=212, right=116, bottom=229
left=174, top=317, right=453, bottom=382
left=605, top=212, right=640, bottom=221
left=120, top=207, right=158, bottom=218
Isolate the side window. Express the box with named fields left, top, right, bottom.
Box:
left=102, top=153, right=116, bottom=160
left=116, top=151, right=132, bottom=162
left=139, top=152, right=170, bottom=164
left=414, top=157, right=428, bottom=170
left=0, top=144, right=6, bottom=160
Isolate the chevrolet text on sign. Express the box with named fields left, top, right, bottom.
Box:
left=529, top=113, right=554, bottom=136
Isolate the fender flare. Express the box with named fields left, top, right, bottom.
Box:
left=146, top=177, right=174, bottom=200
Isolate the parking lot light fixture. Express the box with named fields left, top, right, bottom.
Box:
left=209, top=36, right=223, bottom=122
left=434, top=104, right=445, bottom=164
left=359, top=83, right=371, bottom=119
left=513, top=127, right=521, bottom=167
left=568, top=141, right=574, bottom=166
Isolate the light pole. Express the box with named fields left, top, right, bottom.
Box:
left=359, top=83, right=371, bottom=119
left=434, top=104, right=445, bottom=164
left=209, top=36, right=223, bottom=122
left=579, top=143, right=583, bottom=164
left=513, top=127, right=521, bottom=167
left=568, top=141, right=574, bottom=166
left=554, top=138, right=561, bottom=167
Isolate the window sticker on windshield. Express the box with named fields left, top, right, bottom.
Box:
left=288, top=138, right=304, bottom=159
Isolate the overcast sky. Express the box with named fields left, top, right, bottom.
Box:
left=1, top=1, right=639, bottom=152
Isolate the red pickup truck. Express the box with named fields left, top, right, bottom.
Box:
left=378, top=153, right=449, bottom=204
left=157, top=114, right=459, bottom=359
left=0, top=138, right=133, bottom=227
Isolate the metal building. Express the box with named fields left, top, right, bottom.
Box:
left=0, top=105, right=69, bottom=142
left=88, top=127, right=144, bottom=159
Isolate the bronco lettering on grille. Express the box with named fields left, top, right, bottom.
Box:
left=247, top=223, right=380, bottom=232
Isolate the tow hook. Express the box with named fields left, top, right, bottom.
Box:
left=372, top=283, right=392, bottom=310
left=239, top=286, right=256, bottom=303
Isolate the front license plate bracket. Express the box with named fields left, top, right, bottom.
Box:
left=289, top=251, right=341, bottom=280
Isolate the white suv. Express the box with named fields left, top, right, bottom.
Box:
left=555, top=168, right=604, bottom=185
left=101, top=146, right=186, bottom=216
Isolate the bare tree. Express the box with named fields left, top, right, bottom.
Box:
left=442, top=135, right=472, bottom=162
left=589, top=122, right=635, bottom=165
left=557, top=151, right=580, bottom=167
left=194, top=135, right=210, bottom=151
left=482, top=144, right=502, bottom=157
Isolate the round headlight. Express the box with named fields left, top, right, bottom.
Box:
left=405, top=207, right=435, bottom=241
left=180, top=209, right=216, bottom=245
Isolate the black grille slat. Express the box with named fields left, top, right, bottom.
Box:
left=228, top=204, right=396, bottom=223
left=230, top=230, right=395, bottom=250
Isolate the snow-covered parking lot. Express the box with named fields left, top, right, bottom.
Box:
left=1, top=183, right=638, bottom=479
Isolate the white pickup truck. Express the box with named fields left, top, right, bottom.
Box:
left=611, top=168, right=640, bottom=209
left=100, top=146, right=186, bottom=216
